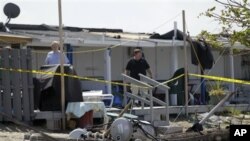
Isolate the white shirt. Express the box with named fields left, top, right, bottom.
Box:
left=45, top=51, right=70, bottom=65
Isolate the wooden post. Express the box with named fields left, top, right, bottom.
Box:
left=21, top=49, right=31, bottom=121
left=27, top=49, right=34, bottom=119
left=1, top=49, right=12, bottom=121
left=11, top=49, right=22, bottom=121
left=58, top=0, right=66, bottom=130
left=182, top=10, right=189, bottom=117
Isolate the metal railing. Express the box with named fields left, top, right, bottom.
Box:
left=122, top=73, right=170, bottom=125
left=122, top=73, right=154, bottom=123
left=139, top=74, right=170, bottom=125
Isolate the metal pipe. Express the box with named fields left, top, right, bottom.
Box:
left=165, top=90, right=170, bottom=125
left=149, top=88, right=154, bottom=123
left=122, top=73, right=152, bottom=88
left=199, top=92, right=235, bottom=125
left=139, top=73, right=170, bottom=90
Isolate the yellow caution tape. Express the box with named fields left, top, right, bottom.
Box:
left=189, top=73, right=250, bottom=85
left=0, top=67, right=150, bottom=88
left=153, top=74, right=184, bottom=88
left=0, top=67, right=186, bottom=89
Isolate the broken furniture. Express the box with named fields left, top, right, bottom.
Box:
left=34, top=64, right=83, bottom=111
left=66, top=102, right=107, bottom=129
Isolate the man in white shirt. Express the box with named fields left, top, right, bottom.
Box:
left=45, top=41, right=70, bottom=65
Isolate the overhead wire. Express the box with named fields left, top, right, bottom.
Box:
left=151, top=12, right=182, bottom=32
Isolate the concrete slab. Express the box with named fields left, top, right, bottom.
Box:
left=156, top=125, right=183, bottom=134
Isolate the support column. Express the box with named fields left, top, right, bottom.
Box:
left=104, top=48, right=112, bottom=94
left=171, top=21, right=178, bottom=75
left=229, top=48, right=235, bottom=92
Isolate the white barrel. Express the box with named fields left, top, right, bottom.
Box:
left=170, top=94, right=177, bottom=106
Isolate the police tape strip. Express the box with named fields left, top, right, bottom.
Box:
left=0, top=67, right=150, bottom=88
left=189, top=73, right=250, bottom=85
left=0, top=67, right=184, bottom=89
left=153, top=74, right=184, bottom=88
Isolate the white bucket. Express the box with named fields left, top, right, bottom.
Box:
left=170, top=94, right=177, bottom=106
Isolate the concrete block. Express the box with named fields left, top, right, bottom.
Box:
left=153, top=120, right=169, bottom=127
left=156, top=125, right=183, bottom=134
left=47, top=119, right=61, bottom=130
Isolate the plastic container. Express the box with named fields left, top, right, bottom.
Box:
left=170, top=94, right=177, bottom=106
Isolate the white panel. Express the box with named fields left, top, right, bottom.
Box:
left=177, top=47, right=184, bottom=69
left=93, top=49, right=104, bottom=77
left=111, top=47, right=124, bottom=80
left=206, top=51, right=224, bottom=76
left=73, top=47, right=93, bottom=77
left=234, top=55, right=242, bottom=79
left=156, top=47, right=171, bottom=80
left=142, top=48, right=156, bottom=78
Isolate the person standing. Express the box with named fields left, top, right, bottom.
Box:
left=125, top=48, right=152, bottom=105
left=45, top=41, right=70, bottom=65
left=125, top=48, right=152, bottom=80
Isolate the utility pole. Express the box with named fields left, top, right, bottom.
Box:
left=182, top=10, right=189, bottom=117
left=58, top=0, right=66, bottom=130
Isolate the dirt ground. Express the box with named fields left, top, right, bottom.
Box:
left=0, top=122, right=69, bottom=141
left=0, top=122, right=31, bottom=141
left=0, top=114, right=249, bottom=141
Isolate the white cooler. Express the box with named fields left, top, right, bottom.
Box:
left=82, top=90, right=114, bottom=108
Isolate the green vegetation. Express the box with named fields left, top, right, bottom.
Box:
left=199, top=0, right=250, bottom=48
left=225, top=107, right=241, bottom=116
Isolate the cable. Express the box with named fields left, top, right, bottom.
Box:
left=138, top=125, right=159, bottom=141
left=151, top=12, right=182, bottom=32
left=132, top=119, right=160, bottom=141
left=91, top=122, right=112, bottom=128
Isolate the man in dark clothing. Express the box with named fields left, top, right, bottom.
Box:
left=125, top=49, right=152, bottom=105
left=125, top=49, right=152, bottom=80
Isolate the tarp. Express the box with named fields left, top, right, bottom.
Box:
left=150, top=29, right=214, bottom=69
left=191, top=40, right=214, bottom=69
left=34, top=65, right=83, bottom=111
left=150, top=29, right=186, bottom=40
